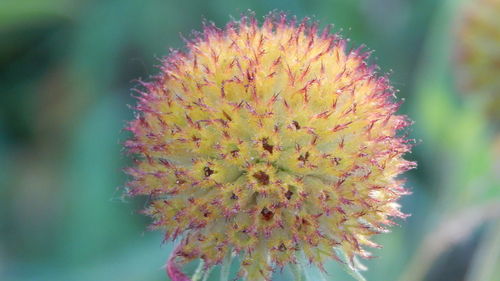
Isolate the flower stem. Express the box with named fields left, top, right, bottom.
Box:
left=290, top=262, right=304, bottom=281
left=334, top=248, right=366, bottom=281
left=219, top=250, right=233, bottom=281
left=191, top=259, right=205, bottom=281
left=201, top=266, right=213, bottom=281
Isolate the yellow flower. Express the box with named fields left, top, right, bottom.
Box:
left=125, top=12, right=415, bottom=281
left=456, top=0, right=500, bottom=123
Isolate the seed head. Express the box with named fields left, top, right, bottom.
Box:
left=125, top=12, right=415, bottom=280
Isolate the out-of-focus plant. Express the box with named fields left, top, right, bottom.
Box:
left=400, top=0, right=500, bottom=280
left=455, top=0, right=500, bottom=125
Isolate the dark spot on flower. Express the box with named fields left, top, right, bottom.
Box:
left=222, top=110, right=232, bottom=121
left=285, top=190, right=293, bottom=200
left=203, top=211, right=210, bottom=217
left=262, top=138, right=273, bottom=154
left=159, top=158, right=172, bottom=166
left=204, top=166, right=214, bottom=177
left=230, top=149, right=239, bottom=157
left=332, top=157, right=341, bottom=166
left=230, top=193, right=238, bottom=200
left=311, top=135, right=318, bottom=146
left=292, top=120, right=301, bottom=129
left=261, top=207, right=274, bottom=221
left=177, top=250, right=193, bottom=258
left=298, top=152, right=310, bottom=163
left=322, top=192, right=330, bottom=200
left=253, top=171, right=270, bottom=185
left=278, top=243, right=287, bottom=251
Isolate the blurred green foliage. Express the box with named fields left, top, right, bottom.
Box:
left=1, top=0, right=499, bottom=280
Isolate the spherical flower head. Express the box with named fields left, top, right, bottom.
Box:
left=456, top=0, right=500, bottom=123
left=125, top=12, right=415, bottom=281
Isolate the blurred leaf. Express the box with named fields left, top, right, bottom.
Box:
left=59, top=93, right=140, bottom=266
left=465, top=220, right=500, bottom=281
left=0, top=0, right=73, bottom=30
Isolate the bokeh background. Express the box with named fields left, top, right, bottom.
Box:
left=1, top=0, right=499, bottom=280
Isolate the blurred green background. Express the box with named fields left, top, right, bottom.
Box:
left=1, top=0, right=499, bottom=280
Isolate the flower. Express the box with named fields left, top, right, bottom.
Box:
left=456, top=0, right=500, bottom=123
left=125, top=12, right=415, bottom=281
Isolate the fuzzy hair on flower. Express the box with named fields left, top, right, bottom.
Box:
left=124, top=12, right=415, bottom=281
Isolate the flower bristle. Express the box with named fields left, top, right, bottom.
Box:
left=125, top=11, right=415, bottom=280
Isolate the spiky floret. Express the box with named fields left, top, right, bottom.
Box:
left=125, top=13, right=415, bottom=281
left=456, top=0, right=500, bottom=123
